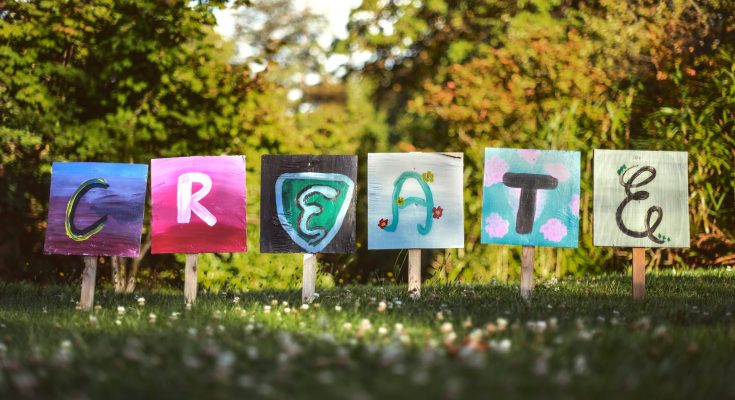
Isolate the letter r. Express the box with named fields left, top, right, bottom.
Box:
left=177, top=172, right=217, bottom=227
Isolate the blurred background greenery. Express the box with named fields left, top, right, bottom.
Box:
left=1, top=0, right=733, bottom=292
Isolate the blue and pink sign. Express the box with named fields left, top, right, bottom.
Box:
left=44, top=162, right=149, bottom=257
left=481, top=148, right=580, bottom=248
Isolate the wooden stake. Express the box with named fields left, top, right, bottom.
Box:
left=408, top=249, right=421, bottom=297
left=302, top=253, right=316, bottom=303
left=520, top=246, right=535, bottom=300
left=632, top=248, right=646, bottom=300
left=80, top=256, right=97, bottom=310
left=184, top=254, right=198, bottom=304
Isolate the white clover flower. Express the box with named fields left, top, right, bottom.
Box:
left=185, top=302, right=192, bottom=311
left=496, top=317, right=508, bottom=331
left=469, top=329, right=483, bottom=342
left=233, top=296, right=240, bottom=304
left=148, top=313, right=157, bottom=323
left=170, top=312, right=180, bottom=321
left=137, top=297, right=145, bottom=307
left=490, top=338, right=511, bottom=354
left=115, top=319, right=122, bottom=326
left=300, top=304, right=309, bottom=311
left=343, top=322, right=353, bottom=331
left=358, top=319, right=372, bottom=333
left=116, top=306, right=125, bottom=315
left=334, top=305, right=342, bottom=312
left=526, top=321, right=547, bottom=334
left=283, top=307, right=291, bottom=314
left=394, top=323, right=404, bottom=333
left=88, top=315, right=98, bottom=325
left=440, top=322, right=453, bottom=334
left=263, top=305, right=271, bottom=313
left=377, top=301, right=387, bottom=312
left=378, top=326, right=388, bottom=336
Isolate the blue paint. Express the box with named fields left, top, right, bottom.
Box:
left=481, top=148, right=580, bottom=248
left=383, top=171, right=435, bottom=235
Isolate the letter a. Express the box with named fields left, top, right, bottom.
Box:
left=177, top=172, right=217, bottom=226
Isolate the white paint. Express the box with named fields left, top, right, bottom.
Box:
left=297, top=185, right=339, bottom=242
left=593, top=149, right=689, bottom=248
left=177, top=172, right=217, bottom=227
left=367, top=153, right=465, bottom=249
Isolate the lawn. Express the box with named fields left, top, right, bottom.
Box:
left=1, top=270, right=734, bottom=399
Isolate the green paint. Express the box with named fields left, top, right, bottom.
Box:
left=280, top=178, right=351, bottom=247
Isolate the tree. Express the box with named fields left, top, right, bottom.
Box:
left=340, top=0, right=735, bottom=280
left=0, top=0, right=276, bottom=286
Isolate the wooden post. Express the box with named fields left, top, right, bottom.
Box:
left=80, top=256, right=97, bottom=310
left=408, top=249, right=421, bottom=297
left=302, top=253, right=316, bottom=303
left=520, top=246, right=535, bottom=300
left=632, top=248, right=646, bottom=300
left=184, top=254, right=198, bottom=304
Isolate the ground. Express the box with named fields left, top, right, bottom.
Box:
left=1, top=270, right=734, bottom=399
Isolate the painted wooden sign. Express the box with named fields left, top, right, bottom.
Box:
left=593, top=149, right=690, bottom=248
left=481, top=148, right=580, bottom=248
left=151, top=156, right=247, bottom=254
left=44, top=162, right=148, bottom=257
left=367, top=152, right=464, bottom=249
left=260, top=155, right=357, bottom=254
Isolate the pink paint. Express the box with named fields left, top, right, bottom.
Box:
left=483, top=156, right=509, bottom=187
left=517, top=149, right=540, bottom=164
left=485, top=213, right=509, bottom=238
left=151, top=156, right=246, bottom=254
left=568, top=194, right=580, bottom=217
left=539, top=218, right=567, bottom=242
left=544, top=163, right=570, bottom=182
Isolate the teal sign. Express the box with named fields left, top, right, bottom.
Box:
left=275, top=172, right=355, bottom=253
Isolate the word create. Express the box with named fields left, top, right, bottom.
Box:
left=481, top=148, right=580, bottom=248
left=151, top=156, right=247, bottom=254
left=594, top=149, right=689, bottom=248
left=44, top=162, right=148, bottom=257
left=368, top=153, right=464, bottom=250
left=261, top=155, right=357, bottom=254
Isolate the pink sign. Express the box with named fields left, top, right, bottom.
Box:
left=151, top=156, right=247, bottom=254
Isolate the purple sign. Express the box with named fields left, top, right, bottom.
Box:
left=44, top=162, right=149, bottom=257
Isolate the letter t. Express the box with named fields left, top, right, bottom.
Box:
left=502, top=173, right=558, bottom=234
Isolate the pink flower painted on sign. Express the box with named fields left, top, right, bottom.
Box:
left=483, top=156, right=509, bottom=187
left=539, top=218, right=568, bottom=242
left=485, top=213, right=509, bottom=238
left=544, top=163, right=570, bottom=182
left=568, top=194, right=580, bottom=217
left=518, top=149, right=540, bottom=164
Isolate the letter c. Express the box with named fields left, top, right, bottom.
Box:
left=65, top=178, right=109, bottom=241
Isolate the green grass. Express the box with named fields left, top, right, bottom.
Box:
left=1, top=270, right=735, bottom=399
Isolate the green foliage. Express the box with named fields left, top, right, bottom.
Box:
left=341, top=0, right=735, bottom=282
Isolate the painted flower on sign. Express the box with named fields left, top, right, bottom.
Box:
left=432, top=206, right=443, bottom=219
left=378, top=218, right=389, bottom=229
left=395, top=196, right=405, bottom=206
left=422, top=171, right=434, bottom=183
